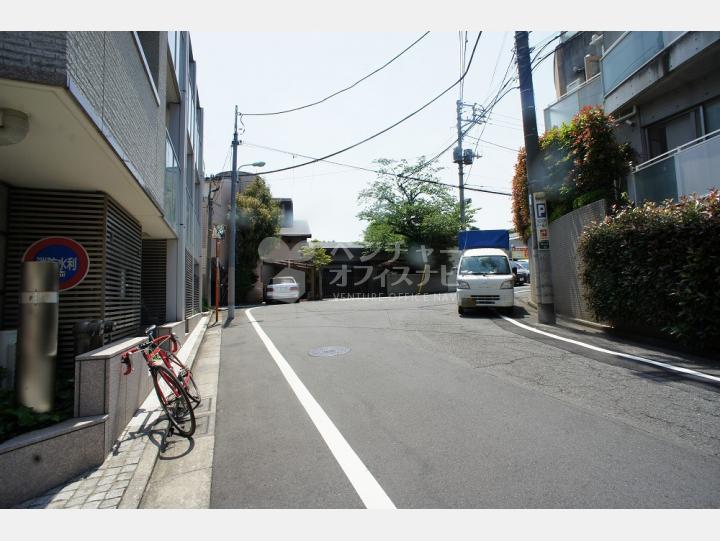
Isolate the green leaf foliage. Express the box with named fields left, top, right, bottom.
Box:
left=512, top=106, right=633, bottom=229
left=578, top=191, right=720, bottom=351
left=358, top=157, right=473, bottom=267
left=299, top=241, right=332, bottom=268
left=234, top=176, right=281, bottom=298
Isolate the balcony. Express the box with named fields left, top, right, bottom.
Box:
left=544, top=74, right=602, bottom=130
left=629, top=130, right=720, bottom=203
left=600, top=31, right=684, bottom=96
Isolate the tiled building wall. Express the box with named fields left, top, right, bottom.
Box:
left=0, top=32, right=67, bottom=86
left=66, top=32, right=168, bottom=210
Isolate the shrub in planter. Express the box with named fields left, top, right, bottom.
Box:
left=578, top=191, right=720, bottom=351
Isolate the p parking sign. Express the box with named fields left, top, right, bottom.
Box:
left=533, top=192, right=550, bottom=250
left=22, top=237, right=90, bottom=291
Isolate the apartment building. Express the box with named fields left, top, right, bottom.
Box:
left=543, top=31, right=720, bottom=203
left=0, top=31, right=205, bottom=368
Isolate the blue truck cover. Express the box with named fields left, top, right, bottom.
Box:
left=457, top=230, right=510, bottom=251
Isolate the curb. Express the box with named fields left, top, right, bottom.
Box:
left=118, top=314, right=210, bottom=509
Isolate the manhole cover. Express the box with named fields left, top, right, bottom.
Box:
left=308, top=346, right=351, bottom=357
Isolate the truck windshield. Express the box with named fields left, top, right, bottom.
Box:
left=459, top=256, right=510, bottom=275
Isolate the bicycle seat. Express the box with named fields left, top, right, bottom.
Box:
left=144, top=325, right=157, bottom=338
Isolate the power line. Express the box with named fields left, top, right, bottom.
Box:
left=249, top=32, right=483, bottom=177
left=240, top=139, right=510, bottom=196
left=239, top=32, right=430, bottom=117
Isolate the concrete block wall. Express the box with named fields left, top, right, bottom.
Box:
left=548, top=199, right=607, bottom=321
left=0, top=32, right=67, bottom=86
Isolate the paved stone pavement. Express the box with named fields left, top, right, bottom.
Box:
left=140, top=317, right=221, bottom=508
left=17, top=406, right=163, bottom=509
left=17, top=316, right=210, bottom=509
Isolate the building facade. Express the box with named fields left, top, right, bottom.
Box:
left=543, top=31, right=720, bottom=203
left=0, top=31, right=205, bottom=368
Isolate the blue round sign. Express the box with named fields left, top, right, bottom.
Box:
left=22, top=237, right=90, bottom=291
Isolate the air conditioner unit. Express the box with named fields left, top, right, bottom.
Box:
left=566, top=78, right=583, bottom=92
left=0, top=330, right=17, bottom=390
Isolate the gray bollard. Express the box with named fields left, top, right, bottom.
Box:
left=15, top=261, right=59, bottom=413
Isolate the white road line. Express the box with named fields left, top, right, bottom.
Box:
left=499, top=315, right=720, bottom=385
left=245, top=308, right=397, bottom=509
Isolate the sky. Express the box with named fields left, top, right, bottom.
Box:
left=192, top=31, right=558, bottom=242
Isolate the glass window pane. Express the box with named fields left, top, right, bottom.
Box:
left=704, top=97, right=720, bottom=134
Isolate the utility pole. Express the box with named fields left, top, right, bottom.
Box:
left=205, top=176, right=218, bottom=310
left=228, top=106, right=239, bottom=321
left=515, top=31, right=556, bottom=324
left=456, top=99, right=466, bottom=229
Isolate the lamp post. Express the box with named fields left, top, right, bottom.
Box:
left=227, top=105, right=266, bottom=320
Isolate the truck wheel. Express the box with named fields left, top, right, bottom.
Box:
left=458, top=306, right=465, bottom=316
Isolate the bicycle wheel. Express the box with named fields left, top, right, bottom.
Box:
left=151, top=364, right=196, bottom=438
left=166, top=352, right=201, bottom=407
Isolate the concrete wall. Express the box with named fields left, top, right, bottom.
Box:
left=0, top=32, right=67, bottom=86
left=386, top=273, right=455, bottom=296
left=548, top=199, right=607, bottom=321
left=74, top=337, right=152, bottom=451
left=0, top=415, right=107, bottom=507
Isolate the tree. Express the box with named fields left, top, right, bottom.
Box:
left=511, top=106, right=633, bottom=226
left=234, top=177, right=281, bottom=300
left=511, top=147, right=531, bottom=242
left=357, top=157, right=473, bottom=268
left=299, top=240, right=332, bottom=300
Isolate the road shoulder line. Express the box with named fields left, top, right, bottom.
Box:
left=245, top=307, right=396, bottom=510
left=499, top=314, right=720, bottom=385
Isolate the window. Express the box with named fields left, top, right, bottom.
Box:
left=646, top=109, right=701, bottom=159
left=459, top=256, right=511, bottom=275
left=168, top=31, right=179, bottom=72
left=704, top=97, right=720, bottom=134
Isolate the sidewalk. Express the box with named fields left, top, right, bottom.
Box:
left=139, top=315, right=222, bottom=508
left=512, top=287, right=720, bottom=379
left=16, top=315, right=212, bottom=509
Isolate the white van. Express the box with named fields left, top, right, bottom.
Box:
left=456, top=248, right=515, bottom=315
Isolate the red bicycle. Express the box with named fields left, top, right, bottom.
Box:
left=121, top=325, right=201, bottom=437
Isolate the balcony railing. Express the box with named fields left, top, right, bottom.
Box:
left=601, top=31, right=684, bottom=96
left=543, top=74, right=602, bottom=130
left=629, top=129, right=720, bottom=203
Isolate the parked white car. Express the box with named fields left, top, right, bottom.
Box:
left=265, top=276, right=300, bottom=303
left=511, top=260, right=530, bottom=285
left=456, top=248, right=515, bottom=315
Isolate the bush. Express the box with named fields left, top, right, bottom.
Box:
left=511, top=107, right=632, bottom=231
left=578, top=191, right=720, bottom=351
left=511, top=148, right=532, bottom=242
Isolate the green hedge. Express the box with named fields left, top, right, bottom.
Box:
left=578, top=191, right=720, bottom=351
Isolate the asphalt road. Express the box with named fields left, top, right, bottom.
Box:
left=211, top=292, right=720, bottom=508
